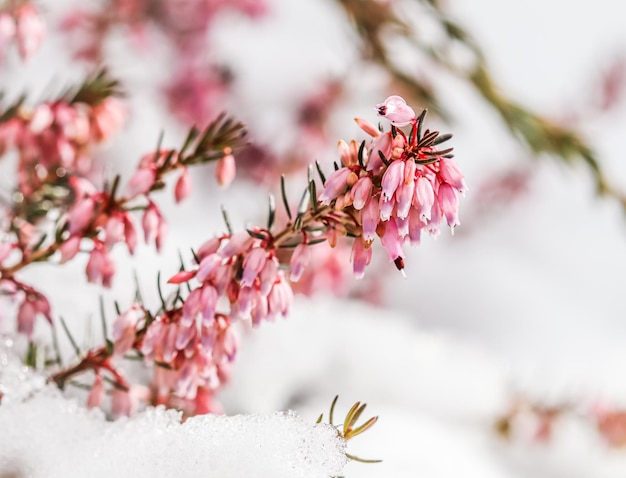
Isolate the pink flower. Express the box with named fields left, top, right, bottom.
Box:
left=241, top=247, right=268, bottom=287
left=351, top=176, right=373, bottom=210
left=267, top=272, right=293, bottom=320
left=380, top=219, right=405, bottom=262
left=438, top=182, right=460, bottom=230
left=319, top=167, right=352, bottom=204
left=86, top=242, right=116, bottom=287
left=87, top=373, right=105, bottom=409
left=15, top=5, right=45, bottom=61
left=16, top=290, right=52, bottom=338
left=29, top=104, right=54, bottom=134
left=351, top=238, right=372, bottom=279
left=174, top=167, right=192, bottom=203
left=112, top=306, right=144, bottom=356
left=0, top=14, right=16, bottom=59
left=375, top=95, right=416, bottom=127
left=67, top=197, right=95, bottom=235
left=142, top=201, right=167, bottom=251
left=215, top=153, right=236, bottom=187
left=289, top=243, right=310, bottom=282
left=59, top=236, right=81, bottom=263
left=111, top=387, right=135, bottom=418
left=91, top=97, right=126, bottom=141
left=127, top=166, right=156, bottom=198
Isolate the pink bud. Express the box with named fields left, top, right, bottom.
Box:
left=174, top=167, right=192, bottom=203
left=319, top=167, right=351, bottom=205
left=59, top=235, right=81, bottom=263
left=104, top=215, right=125, bottom=251
left=0, top=15, right=16, bottom=52
left=241, top=247, right=267, bottom=287
left=267, top=272, right=293, bottom=319
left=351, top=238, right=372, bottom=279
left=201, top=285, right=219, bottom=322
left=29, top=104, right=54, bottom=134
left=351, top=176, right=373, bottom=210
left=414, top=176, right=435, bottom=222
left=215, top=154, right=236, bottom=187
left=92, top=97, right=126, bottom=141
left=289, top=243, right=310, bottom=282
left=86, top=245, right=116, bottom=288
left=438, top=157, right=467, bottom=194
left=15, top=5, right=45, bottom=61
left=169, top=270, right=197, bottom=284
left=367, top=132, right=393, bottom=172
left=196, top=253, right=223, bottom=283
left=182, top=288, right=203, bottom=326
left=381, top=160, right=405, bottom=200
left=112, top=306, right=143, bottom=356
left=17, top=298, right=36, bottom=337
left=360, top=197, right=379, bottom=242
left=354, top=117, right=380, bottom=137
left=67, top=197, right=95, bottom=235
left=219, top=231, right=252, bottom=258
left=395, top=181, right=415, bottom=219
left=196, top=237, right=221, bottom=261
left=111, top=387, right=134, bottom=418
left=127, top=166, right=156, bottom=198
left=87, top=373, right=105, bottom=409
left=258, top=257, right=278, bottom=296
left=375, top=95, right=416, bottom=127
left=122, top=213, right=137, bottom=254
left=380, top=219, right=405, bottom=261
left=408, top=208, right=422, bottom=245
left=438, top=182, right=460, bottom=230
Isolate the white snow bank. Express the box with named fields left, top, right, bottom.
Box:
left=0, top=342, right=347, bottom=478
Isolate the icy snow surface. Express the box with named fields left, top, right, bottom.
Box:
left=0, top=368, right=346, bottom=478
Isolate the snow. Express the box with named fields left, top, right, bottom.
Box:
left=0, top=354, right=347, bottom=478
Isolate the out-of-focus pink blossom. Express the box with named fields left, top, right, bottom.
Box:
left=0, top=13, right=15, bottom=59
left=16, top=289, right=52, bottom=337
left=112, top=306, right=144, bottom=356
left=351, top=238, right=372, bottom=279
left=142, top=201, right=167, bottom=251
left=174, top=167, right=192, bottom=203
left=289, top=243, right=310, bottom=282
left=15, top=5, right=45, bottom=60
left=87, top=373, right=105, bottom=409
left=59, top=235, right=81, bottom=263
left=127, top=166, right=156, bottom=198
left=86, top=242, right=115, bottom=288
left=215, top=153, right=236, bottom=187
left=91, top=97, right=126, bottom=141
left=111, top=386, right=135, bottom=418
left=67, top=197, right=95, bottom=235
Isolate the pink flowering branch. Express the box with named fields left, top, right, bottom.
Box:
left=0, top=82, right=246, bottom=337
left=44, top=95, right=465, bottom=417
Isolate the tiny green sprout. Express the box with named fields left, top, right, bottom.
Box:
left=318, top=395, right=382, bottom=466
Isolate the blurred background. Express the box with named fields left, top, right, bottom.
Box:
left=2, top=0, right=626, bottom=476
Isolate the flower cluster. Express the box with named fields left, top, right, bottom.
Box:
left=319, top=95, right=466, bottom=276
left=41, top=95, right=463, bottom=420
left=0, top=73, right=125, bottom=200
left=169, top=230, right=294, bottom=326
